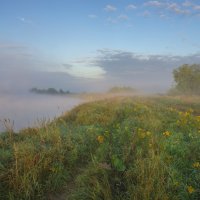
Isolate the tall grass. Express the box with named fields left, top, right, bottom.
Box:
left=0, top=96, right=200, bottom=199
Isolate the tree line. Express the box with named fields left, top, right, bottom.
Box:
left=30, top=64, right=200, bottom=96
left=30, top=88, right=71, bottom=95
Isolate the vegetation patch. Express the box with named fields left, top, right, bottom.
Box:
left=170, top=64, right=200, bottom=95
left=0, top=96, right=200, bottom=199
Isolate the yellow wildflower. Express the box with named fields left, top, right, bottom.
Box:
left=184, top=112, right=190, bottom=117
left=140, top=132, right=146, bottom=138
left=187, top=186, right=195, bottom=194
left=193, top=162, right=200, bottom=168
left=163, top=131, right=171, bottom=137
left=189, top=108, right=193, bottom=112
left=138, top=129, right=151, bottom=138
left=146, top=131, right=151, bottom=136
left=169, top=107, right=177, bottom=112
left=97, top=135, right=104, bottom=143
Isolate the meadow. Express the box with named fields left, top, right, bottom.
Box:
left=0, top=95, right=200, bottom=200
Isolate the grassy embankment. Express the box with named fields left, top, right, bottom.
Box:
left=0, top=95, right=200, bottom=199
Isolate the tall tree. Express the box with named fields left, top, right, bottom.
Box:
left=173, top=64, right=200, bottom=95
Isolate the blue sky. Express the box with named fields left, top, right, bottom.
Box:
left=1, top=0, right=200, bottom=92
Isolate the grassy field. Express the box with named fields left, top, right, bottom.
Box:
left=0, top=95, right=200, bottom=199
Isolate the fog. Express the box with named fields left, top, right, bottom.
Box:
left=1, top=44, right=200, bottom=132
left=0, top=93, right=82, bottom=132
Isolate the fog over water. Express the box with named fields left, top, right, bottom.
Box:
left=0, top=93, right=82, bottom=132
left=1, top=39, right=200, bottom=134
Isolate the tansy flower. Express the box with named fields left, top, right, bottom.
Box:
left=140, top=132, right=146, bottom=139
left=193, top=162, right=200, bottom=168
left=179, top=111, right=183, bottom=115
left=187, top=186, right=195, bottom=194
left=188, top=108, right=193, bottom=112
left=163, top=131, right=171, bottom=137
left=97, top=135, right=104, bottom=143
left=184, top=112, right=190, bottom=117
left=146, top=131, right=151, bottom=136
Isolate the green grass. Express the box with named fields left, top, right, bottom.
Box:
left=0, top=96, right=200, bottom=199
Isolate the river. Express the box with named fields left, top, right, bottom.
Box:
left=0, top=93, right=82, bottom=132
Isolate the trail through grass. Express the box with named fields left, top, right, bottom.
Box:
left=0, top=96, right=200, bottom=199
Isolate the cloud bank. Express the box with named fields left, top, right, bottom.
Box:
left=1, top=42, right=200, bottom=94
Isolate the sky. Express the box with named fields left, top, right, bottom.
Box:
left=1, top=0, right=200, bottom=93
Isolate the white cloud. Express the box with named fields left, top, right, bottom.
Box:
left=167, top=2, right=178, bottom=10
left=143, top=1, right=192, bottom=16
left=182, top=1, right=193, bottom=7
left=88, top=14, right=97, bottom=19
left=127, top=23, right=133, bottom=28
left=107, top=17, right=118, bottom=24
left=141, top=10, right=151, bottom=17
left=118, top=14, right=129, bottom=20
left=159, top=13, right=167, bottom=19
left=144, top=1, right=165, bottom=7
left=126, top=4, right=137, bottom=10
left=63, top=63, right=106, bottom=79
left=17, top=17, right=32, bottom=24
left=104, top=5, right=117, bottom=12
left=167, top=3, right=190, bottom=15
left=193, top=5, right=200, bottom=10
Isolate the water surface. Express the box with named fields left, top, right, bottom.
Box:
left=0, top=94, right=82, bottom=132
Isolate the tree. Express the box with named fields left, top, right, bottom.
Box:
left=30, top=87, right=71, bottom=95
left=173, top=64, right=200, bottom=95
left=47, top=88, right=58, bottom=94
